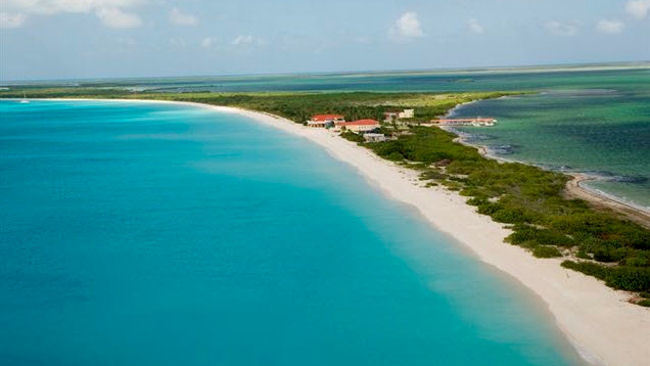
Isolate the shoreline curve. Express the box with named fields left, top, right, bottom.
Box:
left=36, top=98, right=650, bottom=366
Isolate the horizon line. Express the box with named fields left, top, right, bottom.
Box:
left=2, top=59, right=649, bottom=85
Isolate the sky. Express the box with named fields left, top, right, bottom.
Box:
left=1, top=0, right=649, bottom=80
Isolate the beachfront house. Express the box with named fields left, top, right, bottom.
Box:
left=363, top=133, right=387, bottom=142
left=399, top=109, right=415, bottom=119
left=383, top=109, right=415, bottom=122
left=335, top=119, right=381, bottom=133
left=307, top=114, right=345, bottom=128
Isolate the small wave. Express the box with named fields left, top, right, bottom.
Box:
left=463, top=134, right=496, bottom=144
left=581, top=170, right=616, bottom=178
left=540, top=89, right=620, bottom=97
left=607, top=175, right=648, bottom=184
left=446, top=128, right=496, bottom=143
left=577, top=170, right=648, bottom=184
left=487, top=144, right=517, bottom=155
left=539, top=164, right=577, bottom=172
left=579, top=183, right=650, bottom=213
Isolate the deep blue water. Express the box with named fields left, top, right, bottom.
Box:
left=0, top=100, right=584, bottom=365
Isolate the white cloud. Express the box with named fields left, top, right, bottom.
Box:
left=467, top=18, right=484, bottom=34
left=5, top=0, right=145, bottom=14
left=201, top=37, right=217, bottom=48
left=596, top=19, right=625, bottom=34
left=389, top=12, right=424, bottom=41
left=3, top=0, right=144, bottom=28
left=232, top=35, right=254, bottom=45
left=95, top=7, right=141, bottom=28
left=544, top=20, right=579, bottom=36
left=169, top=37, right=187, bottom=48
left=169, top=8, right=197, bottom=26
left=626, top=0, right=650, bottom=19
left=116, top=37, right=136, bottom=47
left=0, top=12, right=26, bottom=28
left=354, top=36, right=371, bottom=44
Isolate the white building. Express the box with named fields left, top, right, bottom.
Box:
left=398, top=109, right=415, bottom=119
left=363, top=133, right=387, bottom=142
left=383, top=109, right=415, bottom=122
left=306, top=114, right=345, bottom=128
left=335, top=119, right=381, bottom=133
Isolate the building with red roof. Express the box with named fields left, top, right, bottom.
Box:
left=334, top=119, right=381, bottom=133
left=307, top=114, right=345, bottom=128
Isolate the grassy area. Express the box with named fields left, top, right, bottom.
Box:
left=2, top=87, right=648, bottom=303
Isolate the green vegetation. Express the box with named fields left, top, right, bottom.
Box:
left=533, top=246, right=563, bottom=258
left=340, top=131, right=365, bottom=143
left=561, top=261, right=650, bottom=292
left=2, top=86, right=648, bottom=301
left=0, top=87, right=519, bottom=123
left=362, top=126, right=649, bottom=299
left=638, top=299, right=650, bottom=307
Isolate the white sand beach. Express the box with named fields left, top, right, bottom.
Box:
left=53, top=99, right=650, bottom=366
left=566, top=174, right=650, bottom=228
left=220, top=105, right=650, bottom=366
left=446, top=126, right=650, bottom=228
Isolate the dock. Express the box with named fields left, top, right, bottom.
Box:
left=429, top=117, right=497, bottom=127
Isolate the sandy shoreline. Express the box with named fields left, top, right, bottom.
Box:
left=446, top=126, right=650, bottom=227
left=41, top=98, right=650, bottom=365
left=444, top=94, right=650, bottom=219
left=566, top=174, right=650, bottom=228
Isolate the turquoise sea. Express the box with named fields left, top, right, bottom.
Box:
left=19, top=66, right=648, bottom=209
left=134, top=65, right=645, bottom=211
left=0, top=100, right=584, bottom=365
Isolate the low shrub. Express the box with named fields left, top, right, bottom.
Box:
left=340, top=131, right=364, bottom=143
left=533, top=246, right=562, bottom=258
left=562, top=261, right=650, bottom=292
left=637, top=299, right=650, bottom=307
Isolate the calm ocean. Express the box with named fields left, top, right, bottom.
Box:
left=33, top=66, right=649, bottom=210
left=0, top=100, right=584, bottom=365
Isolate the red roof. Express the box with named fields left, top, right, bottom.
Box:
left=311, top=114, right=344, bottom=121
left=336, top=119, right=380, bottom=126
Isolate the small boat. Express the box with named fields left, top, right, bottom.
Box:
left=20, top=93, right=29, bottom=104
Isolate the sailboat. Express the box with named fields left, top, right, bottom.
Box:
left=20, top=92, right=29, bottom=104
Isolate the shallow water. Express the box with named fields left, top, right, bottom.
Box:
left=58, top=67, right=649, bottom=94
left=59, top=67, right=650, bottom=210
left=7, top=67, right=649, bottom=209
left=0, top=100, right=584, bottom=365
left=451, top=82, right=650, bottom=210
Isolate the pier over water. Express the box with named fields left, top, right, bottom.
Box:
left=429, top=117, right=497, bottom=127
